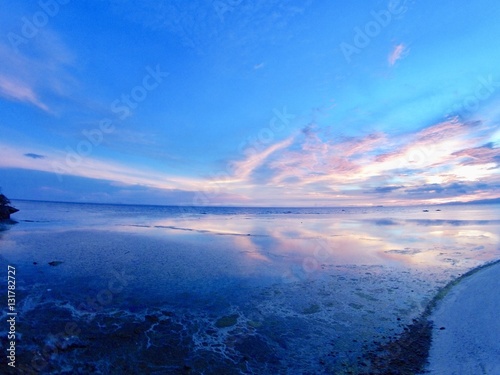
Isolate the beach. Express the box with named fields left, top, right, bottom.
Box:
left=0, top=200, right=499, bottom=374
left=424, top=261, right=500, bottom=375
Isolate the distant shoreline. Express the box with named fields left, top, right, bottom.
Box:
left=10, top=197, right=500, bottom=210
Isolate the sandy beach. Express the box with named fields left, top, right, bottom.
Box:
left=424, top=261, right=500, bottom=375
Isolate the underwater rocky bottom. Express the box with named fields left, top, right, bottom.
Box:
left=1, top=262, right=464, bottom=374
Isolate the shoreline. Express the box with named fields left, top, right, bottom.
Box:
left=366, top=259, right=500, bottom=374
left=424, top=259, right=500, bottom=374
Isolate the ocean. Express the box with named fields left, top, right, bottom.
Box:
left=1, top=200, right=499, bottom=374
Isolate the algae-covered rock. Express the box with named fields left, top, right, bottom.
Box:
left=247, top=320, right=262, bottom=328
left=215, top=314, right=239, bottom=328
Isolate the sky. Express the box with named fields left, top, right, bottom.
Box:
left=0, top=0, right=500, bottom=207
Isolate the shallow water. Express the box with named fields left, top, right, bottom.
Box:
left=0, top=201, right=499, bottom=373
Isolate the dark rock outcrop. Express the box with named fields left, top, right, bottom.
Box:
left=0, top=194, right=19, bottom=220
left=0, top=206, right=18, bottom=220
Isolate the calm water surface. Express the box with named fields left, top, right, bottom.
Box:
left=0, top=201, right=499, bottom=373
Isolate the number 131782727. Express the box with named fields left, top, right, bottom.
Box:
left=7, top=266, right=16, bottom=312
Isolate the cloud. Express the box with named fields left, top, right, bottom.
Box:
left=452, top=142, right=500, bottom=167
left=0, top=142, right=201, bottom=193
left=0, top=75, right=49, bottom=112
left=373, top=185, right=404, bottom=194
left=388, top=43, right=407, bottom=66
left=214, top=116, right=500, bottom=204
left=266, top=129, right=386, bottom=186
left=402, top=181, right=499, bottom=199
left=231, top=136, right=295, bottom=182
left=0, top=167, right=248, bottom=205
left=24, top=153, right=46, bottom=159
left=372, top=119, right=482, bottom=172
left=1, top=141, right=255, bottom=206
left=0, top=30, right=77, bottom=113
left=1, top=113, right=499, bottom=206
left=416, top=119, right=480, bottom=143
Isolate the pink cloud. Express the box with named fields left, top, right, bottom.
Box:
left=232, top=136, right=295, bottom=181
left=452, top=143, right=500, bottom=166
left=2, top=115, right=498, bottom=206
left=374, top=119, right=479, bottom=167
left=268, top=131, right=386, bottom=185
left=388, top=43, right=407, bottom=66
left=0, top=75, right=49, bottom=112
left=228, top=117, right=500, bottom=204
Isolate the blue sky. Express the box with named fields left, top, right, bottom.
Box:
left=1, top=0, right=499, bottom=206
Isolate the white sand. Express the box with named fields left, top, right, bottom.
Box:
left=425, top=262, right=500, bottom=375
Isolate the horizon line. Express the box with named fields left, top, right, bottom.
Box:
left=9, top=197, right=500, bottom=209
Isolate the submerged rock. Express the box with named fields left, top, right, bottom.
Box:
left=215, top=314, right=239, bottom=328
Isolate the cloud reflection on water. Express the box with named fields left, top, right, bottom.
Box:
left=127, top=208, right=499, bottom=276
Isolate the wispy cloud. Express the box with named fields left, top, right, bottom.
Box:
left=230, top=136, right=295, bottom=182
left=0, top=142, right=201, bottom=193
left=212, top=116, right=500, bottom=204
left=1, top=115, right=499, bottom=206
left=388, top=43, right=407, bottom=66
left=267, top=129, right=386, bottom=186
left=452, top=142, right=500, bottom=166
left=0, top=30, right=77, bottom=113
left=0, top=75, right=49, bottom=112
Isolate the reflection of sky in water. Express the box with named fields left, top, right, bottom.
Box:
left=127, top=207, right=499, bottom=271
left=4, top=202, right=499, bottom=301
left=1, top=201, right=499, bottom=373
left=3, top=201, right=499, bottom=295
